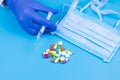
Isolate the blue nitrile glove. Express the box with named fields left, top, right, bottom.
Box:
left=4, top=0, right=58, bottom=35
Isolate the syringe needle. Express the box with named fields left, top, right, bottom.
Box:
left=36, top=12, right=53, bottom=41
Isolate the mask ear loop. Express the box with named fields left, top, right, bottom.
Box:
left=80, top=0, right=103, bottom=21
left=67, top=0, right=79, bottom=14
left=80, top=0, right=108, bottom=21
left=56, top=0, right=79, bottom=24
left=90, top=4, right=103, bottom=21
left=101, top=9, right=120, bottom=29
left=114, top=20, right=120, bottom=29
left=56, top=4, right=71, bottom=24
left=80, top=1, right=92, bottom=12
left=113, top=19, right=120, bottom=60
left=92, top=0, right=108, bottom=8
left=80, top=0, right=120, bottom=30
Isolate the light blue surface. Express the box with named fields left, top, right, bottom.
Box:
left=0, top=0, right=120, bottom=80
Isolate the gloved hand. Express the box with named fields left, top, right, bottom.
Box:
left=4, top=0, right=58, bottom=35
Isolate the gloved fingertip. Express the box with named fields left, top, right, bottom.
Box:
left=30, top=22, right=42, bottom=30
left=31, top=31, right=38, bottom=35
left=26, top=28, right=39, bottom=35
left=51, top=9, right=59, bottom=14
left=48, top=9, right=59, bottom=14
left=51, top=24, right=57, bottom=32
left=45, top=24, right=57, bottom=32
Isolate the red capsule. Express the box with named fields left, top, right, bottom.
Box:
left=62, top=60, right=66, bottom=64
left=43, top=54, right=49, bottom=58
left=50, top=47, right=54, bottom=51
left=51, top=44, right=55, bottom=48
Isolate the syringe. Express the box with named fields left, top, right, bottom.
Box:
left=36, top=12, right=53, bottom=41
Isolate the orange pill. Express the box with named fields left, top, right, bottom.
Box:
left=51, top=60, right=55, bottom=63
left=61, top=47, right=64, bottom=51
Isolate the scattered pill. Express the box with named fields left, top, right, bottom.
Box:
left=51, top=44, right=55, bottom=48
left=43, top=54, right=49, bottom=58
left=42, top=41, right=73, bottom=64
left=62, top=60, right=66, bottom=64
left=54, top=43, right=58, bottom=49
left=61, top=47, right=64, bottom=51
left=60, top=57, right=65, bottom=61
left=58, top=41, right=63, bottom=46
left=50, top=47, right=54, bottom=51
left=65, top=54, right=70, bottom=58
left=66, top=50, right=70, bottom=54
left=61, top=51, right=66, bottom=56
left=66, top=58, right=69, bottom=61
left=51, top=60, right=55, bottom=63
left=69, top=52, right=73, bottom=55
left=46, top=49, right=50, bottom=52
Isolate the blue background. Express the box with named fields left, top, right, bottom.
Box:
left=0, top=0, right=120, bottom=80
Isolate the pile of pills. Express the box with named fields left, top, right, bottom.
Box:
left=43, top=41, right=72, bottom=64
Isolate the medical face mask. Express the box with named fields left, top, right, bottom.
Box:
left=55, top=0, right=120, bottom=62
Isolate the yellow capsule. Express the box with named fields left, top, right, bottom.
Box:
left=48, top=51, right=55, bottom=54
left=57, top=57, right=61, bottom=61
left=52, top=52, right=56, bottom=56
left=51, top=54, right=56, bottom=59
left=54, top=43, right=58, bottom=49
left=48, top=51, right=52, bottom=54
left=52, top=51, right=56, bottom=54
left=55, top=43, right=58, bottom=46
left=58, top=49, right=61, bottom=52
left=55, top=57, right=61, bottom=63
left=66, top=50, right=70, bottom=54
